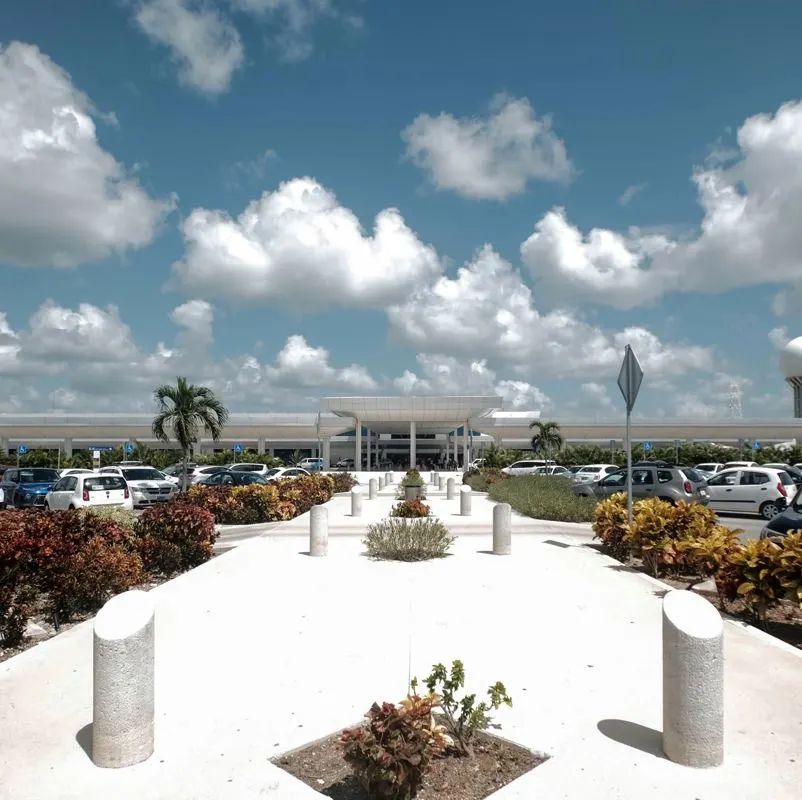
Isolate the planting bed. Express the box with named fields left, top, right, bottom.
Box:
left=273, top=726, right=545, bottom=800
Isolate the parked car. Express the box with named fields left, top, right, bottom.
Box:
left=704, top=467, right=793, bottom=520
left=573, top=465, right=709, bottom=505
left=195, top=470, right=269, bottom=487
left=695, top=462, right=724, bottom=476
left=45, top=473, right=133, bottom=511
left=263, top=467, right=311, bottom=482
left=760, top=488, right=802, bottom=540
left=572, top=464, right=619, bottom=485
left=58, top=468, right=97, bottom=478
left=98, top=466, right=179, bottom=507
left=0, top=467, right=62, bottom=509
left=333, top=458, right=355, bottom=469
left=296, top=457, right=323, bottom=472
left=533, top=465, right=572, bottom=477
left=228, top=462, right=279, bottom=477
left=763, top=463, right=802, bottom=485
left=722, top=461, right=759, bottom=470
left=469, top=458, right=486, bottom=470
left=162, top=463, right=197, bottom=478
left=501, top=460, right=554, bottom=476
left=187, top=465, right=230, bottom=484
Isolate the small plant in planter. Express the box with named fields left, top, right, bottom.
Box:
left=340, top=693, right=451, bottom=799
left=412, top=660, right=512, bottom=758
left=400, top=470, right=425, bottom=501
left=390, top=499, right=431, bottom=518
left=363, top=517, right=454, bottom=561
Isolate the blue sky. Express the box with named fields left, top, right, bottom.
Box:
left=0, top=0, right=801, bottom=418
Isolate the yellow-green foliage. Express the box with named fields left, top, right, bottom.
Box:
left=591, top=492, right=630, bottom=560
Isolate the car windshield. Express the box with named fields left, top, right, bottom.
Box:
left=231, top=464, right=262, bottom=472
left=778, top=471, right=796, bottom=486
left=696, top=464, right=716, bottom=471
left=85, top=476, right=126, bottom=491
left=577, top=466, right=601, bottom=474
left=121, top=468, right=164, bottom=481
left=265, top=468, right=282, bottom=477
left=239, top=474, right=267, bottom=484
left=18, top=469, right=60, bottom=483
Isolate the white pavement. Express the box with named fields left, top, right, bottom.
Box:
left=0, top=492, right=799, bottom=799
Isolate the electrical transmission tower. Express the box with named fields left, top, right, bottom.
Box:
left=728, top=382, right=743, bottom=418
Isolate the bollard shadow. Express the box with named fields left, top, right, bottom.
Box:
left=597, top=719, right=665, bottom=759
left=543, top=539, right=571, bottom=549
left=477, top=549, right=497, bottom=555
left=298, top=550, right=312, bottom=556
left=76, top=723, right=93, bottom=761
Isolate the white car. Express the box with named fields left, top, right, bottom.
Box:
left=99, top=465, right=179, bottom=506
left=263, top=467, right=310, bottom=482
left=572, top=464, right=619, bottom=485
left=228, top=462, right=275, bottom=477
left=533, top=465, right=572, bottom=477
left=501, top=460, right=553, bottom=476
left=704, top=467, right=794, bottom=519
left=189, top=465, right=230, bottom=484
left=722, top=461, right=759, bottom=470
left=694, top=463, right=724, bottom=477
left=45, top=472, right=133, bottom=511
left=58, top=468, right=97, bottom=478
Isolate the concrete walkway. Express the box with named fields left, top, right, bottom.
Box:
left=0, top=488, right=799, bottom=799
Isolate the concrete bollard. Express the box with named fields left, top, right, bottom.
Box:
left=385, top=472, right=393, bottom=485
left=93, top=590, right=155, bottom=768
left=662, top=590, right=724, bottom=768
left=369, top=478, right=378, bottom=499
left=447, top=477, right=456, bottom=499
left=438, top=475, right=446, bottom=491
left=460, top=484, right=472, bottom=516
left=492, top=503, right=512, bottom=555
left=378, top=475, right=385, bottom=490
left=351, top=485, right=363, bottom=517
left=432, top=471, right=439, bottom=486
left=310, top=506, right=328, bottom=557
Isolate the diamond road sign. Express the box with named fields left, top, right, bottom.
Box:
left=617, top=345, right=644, bottom=414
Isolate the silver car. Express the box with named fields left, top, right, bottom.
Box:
left=573, top=465, right=709, bottom=505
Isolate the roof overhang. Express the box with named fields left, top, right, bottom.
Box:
left=319, top=396, right=503, bottom=434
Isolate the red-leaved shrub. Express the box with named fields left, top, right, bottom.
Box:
left=329, top=472, right=358, bottom=493
left=134, top=503, right=217, bottom=576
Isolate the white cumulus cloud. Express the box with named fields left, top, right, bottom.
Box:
left=521, top=100, right=802, bottom=308
left=0, top=42, right=172, bottom=268
left=402, top=94, right=573, bottom=200
left=172, top=177, right=442, bottom=309
left=133, top=0, right=245, bottom=95
left=387, top=245, right=712, bottom=380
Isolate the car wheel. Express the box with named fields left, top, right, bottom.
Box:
left=68, top=504, right=76, bottom=510
left=759, top=501, right=781, bottom=520
left=44, top=501, right=51, bottom=511
left=658, top=496, right=676, bottom=506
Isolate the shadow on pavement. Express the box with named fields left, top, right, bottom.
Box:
left=75, top=723, right=92, bottom=761
left=597, top=719, right=665, bottom=759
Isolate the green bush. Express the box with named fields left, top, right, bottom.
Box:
left=134, top=504, right=217, bottom=576
left=363, top=517, right=454, bottom=561
left=591, top=492, right=630, bottom=559
left=400, top=469, right=423, bottom=487
left=82, top=505, right=136, bottom=530
left=489, top=476, right=597, bottom=522
left=463, top=468, right=508, bottom=492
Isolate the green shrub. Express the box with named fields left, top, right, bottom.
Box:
left=134, top=504, right=217, bottom=576
left=82, top=505, right=136, bottom=530
left=592, top=493, right=630, bottom=560
left=401, top=470, right=423, bottom=487
left=489, top=476, right=597, bottom=522
left=390, top=500, right=431, bottom=518
left=463, top=468, right=508, bottom=492
left=363, top=517, right=454, bottom=561
left=341, top=694, right=450, bottom=799
left=329, top=472, right=358, bottom=493
left=411, top=659, right=512, bottom=758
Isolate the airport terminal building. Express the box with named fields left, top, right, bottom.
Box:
left=3, top=395, right=802, bottom=469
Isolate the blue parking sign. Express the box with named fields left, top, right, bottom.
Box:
left=753, top=441, right=761, bottom=450
left=643, top=441, right=653, bottom=452
left=233, top=443, right=243, bottom=454
left=125, top=442, right=135, bottom=454
left=18, top=444, right=28, bottom=455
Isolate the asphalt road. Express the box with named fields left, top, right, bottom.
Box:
left=717, top=513, right=766, bottom=542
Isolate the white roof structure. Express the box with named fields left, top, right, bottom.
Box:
left=319, top=396, right=502, bottom=433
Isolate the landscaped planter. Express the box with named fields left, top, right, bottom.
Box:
left=404, top=485, right=424, bottom=500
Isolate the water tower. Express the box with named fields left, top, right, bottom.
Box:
left=779, top=336, right=802, bottom=417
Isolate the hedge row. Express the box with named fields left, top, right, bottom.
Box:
left=179, top=472, right=357, bottom=524
left=593, top=493, right=802, bottom=623
left=0, top=504, right=216, bottom=647
left=479, top=474, right=597, bottom=523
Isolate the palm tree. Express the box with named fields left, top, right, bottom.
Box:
left=152, top=377, right=230, bottom=492
left=529, top=420, right=563, bottom=463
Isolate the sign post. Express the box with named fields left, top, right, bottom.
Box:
left=674, top=439, right=681, bottom=464
left=617, top=345, right=644, bottom=526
